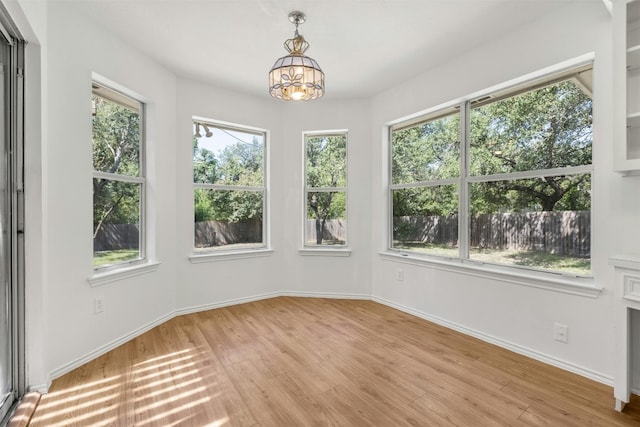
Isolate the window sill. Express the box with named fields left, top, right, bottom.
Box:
left=379, top=252, right=602, bottom=298
left=89, top=261, right=160, bottom=287
left=299, top=248, right=351, bottom=257
left=189, top=248, right=274, bottom=263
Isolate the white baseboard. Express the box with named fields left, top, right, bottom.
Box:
left=47, top=291, right=366, bottom=384
left=45, top=291, right=613, bottom=392
left=175, top=291, right=370, bottom=318
left=279, top=291, right=370, bottom=300
left=371, top=295, right=614, bottom=387
left=49, top=311, right=174, bottom=381
left=28, top=383, right=50, bottom=394
left=174, top=291, right=282, bottom=317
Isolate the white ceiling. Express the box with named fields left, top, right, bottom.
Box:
left=71, top=0, right=606, bottom=101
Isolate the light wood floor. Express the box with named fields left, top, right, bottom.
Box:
left=22, top=297, right=640, bottom=426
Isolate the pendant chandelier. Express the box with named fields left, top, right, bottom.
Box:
left=268, top=11, right=325, bottom=101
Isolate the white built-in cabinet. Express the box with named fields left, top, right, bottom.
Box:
left=611, top=0, right=640, bottom=413
left=614, top=0, right=640, bottom=175
left=611, top=254, right=640, bottom=411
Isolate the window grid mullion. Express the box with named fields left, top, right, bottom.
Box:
left=467, top=165, right=594, bottom=183
left=93, top=171, right=144, bottom=184
left=459, top=101, right=470, bottom=260
left=390, top=178, right=459, bottom=190
left=306, top=187, right=347, bottom=192
left=193, top=183, right=265, bottom=192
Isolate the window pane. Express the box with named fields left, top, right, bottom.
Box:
left=469, top=174, right=591, bottom=275
left=391, top=113, right=460, bottom=184
left=194, top=188, right=264, bottom=250
left=193, top=123, right=264, bottom=186
left=93, top=179, right=141, bottom=267
left=391, top=185, right=458, bottom=257
left=92, top=94, right=141, bottom=176
left=306, top=191, right=346, bottom=246
left=470, top=80, right=592, bottom=176
left=306, top=135, right=346, bottom=188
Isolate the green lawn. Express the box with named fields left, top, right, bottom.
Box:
left=93, top=249, right=139, bottom=267
left=470, top=248, right=590, bottom=276
left=393, top=242, right=459, bottom=258
left=393, top=241, right=590, bottom=276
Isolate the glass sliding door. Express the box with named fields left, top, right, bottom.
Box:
left=0, top=6, right=24, bottom=422
left=0, top=33, right=11, bottom=420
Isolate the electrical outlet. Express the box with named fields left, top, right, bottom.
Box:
left=554, top=322, right=568, bottom=343
left=94, top=296, right=105, bottom=314
left=396, top=269, right=404, bottom=282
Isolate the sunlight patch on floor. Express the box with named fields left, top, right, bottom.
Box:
left=134, top=373, right=202, bottom=394
left=34, top=380, right=121, bottom=413
left=41, top=406, right=117, bottom=427
left=133, top=354, right=195, bottom=374
left=133, top=349, right=193, bottom=366
left=136, top=386, right=208, bottom=412
left=136, top=397, right=212, bottom=426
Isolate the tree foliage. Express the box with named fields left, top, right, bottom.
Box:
left=92, top=95, right=141, bottom=238
left=469, top=80, right=592, bottom=213
left=392, top=79, right=592, bottom=218
left=193, top=133, right=264, bottom=223
left=392, top=113, right=460, bottom=185
left=306, top=135, right=347, bottom=244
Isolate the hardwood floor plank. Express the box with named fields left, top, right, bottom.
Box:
left=7, top=392, right=41, bottom=427
left=315, top=385, right=411, bottom=427
left=22, top=297, right=640, bottom=426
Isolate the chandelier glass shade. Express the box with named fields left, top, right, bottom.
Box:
left=269, top=11, right=325, bottom=101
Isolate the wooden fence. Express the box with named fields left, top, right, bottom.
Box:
left=194, top=219, right=262, bottom=247
left=394, top=211, right=590, bottom=257
left=305, top=219, right=346, bottom=244
left=94, top=219, right=263, bottom=250
left=94, top=224, right=139, bottom=251
left=96, top=212, right=589, bottom=257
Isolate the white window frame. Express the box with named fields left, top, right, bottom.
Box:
left=190, top=118, right=270, bottom=262
left=386, top=56, right=598, bottom=291
left=91, top=81, right=147, bottom=273
left=300, top=130, right=350, bottom=256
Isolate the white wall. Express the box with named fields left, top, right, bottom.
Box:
left=370, top=2, right=620, bottom=383
left=175, top=79, right=283, bottom=311
left=17, top=0, right=375, bottom=387
left=175, top=83, right=372, bottom=310
left=13, top=0, right=637, bottom=394
left=279, top=100, right=372, bottom=298
left=23, top=2, right=179, bottom=382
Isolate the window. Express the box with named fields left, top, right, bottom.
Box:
left=304, top=132, right=348, bottom=247
left=390, top=65, right=593, bottom=276
left=193, top=120, right=267, bottom=252
left=92, top=83, right=145, bottom=269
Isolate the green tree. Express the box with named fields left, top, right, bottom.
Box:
left=391, top=112, right=460, bottom=217
left=92, top=95, right=141, bottom=238
left=193, top=136, right=218, bottom=185
left=469, top=80, right=592, bottom=213
left=193, top=134, right=264, bottom=224
left=391, top=79, right=592, bottom=217
left=391, top=113, right=460, bottom=185
left=211, top=136, right=263, bottom=222
left=306, top=135, right=346, bottom=244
